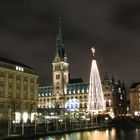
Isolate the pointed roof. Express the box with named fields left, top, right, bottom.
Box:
left=54, top=17, right=67, bottom=62
left=0, top=57, right=33, bottom=69
left=111, top=75, right=115, bottom=84
left=130, top=83, right=140, bottom=88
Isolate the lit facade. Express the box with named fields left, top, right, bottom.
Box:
left=129, top=83, right=140, bottom=116
left=102, top=76, right=128, bottom=116
left=0, top=57, right=39, bottom=122
left=38, top=79, right=89, bottom=111
left=38, top=77, right=127, bottom=116
left=38, top=78, right=117, bottom=113
left=38, top=19, right=128, bottom=116
left=52, top=18, right=69, bottom=108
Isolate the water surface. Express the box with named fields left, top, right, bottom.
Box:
left=36, top=127, right=140, bottom=140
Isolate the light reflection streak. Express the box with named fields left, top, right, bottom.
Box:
left=37, top=128, right=140, bottom=140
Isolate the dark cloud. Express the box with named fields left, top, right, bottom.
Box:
left=112, top=3, right=140, bottom=30
left=0, top=0, right=139, bottom=88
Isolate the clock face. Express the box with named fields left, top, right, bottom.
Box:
left=56, top=74, right=60, bottom=80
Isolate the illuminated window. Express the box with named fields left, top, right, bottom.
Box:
left=118, top=88, right=121, bottom=93
left=69, top=90, right=71, bottom=94
left=77, top=89, right=80, bottom=93
left=16, top=66, right=24, bottom=72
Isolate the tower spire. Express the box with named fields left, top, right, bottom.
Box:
left=52, top=17, right=69, bottom=109
left=54, top=17, right=67, bottom=62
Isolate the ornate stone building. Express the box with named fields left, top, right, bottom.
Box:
left=102, top=75, right=128, bottom=116
left=129, top=83, right=140, bottom=115
left=52, top=19, right=69, bottom=108
left=38, top=19, right=128, bottom=116
left=0, top=57, right=39, bottom=122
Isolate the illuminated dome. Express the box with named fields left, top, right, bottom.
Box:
left=65, top=98, right=80, bottom=111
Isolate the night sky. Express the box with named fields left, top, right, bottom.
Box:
left=0, top=0, right=140, bottom=88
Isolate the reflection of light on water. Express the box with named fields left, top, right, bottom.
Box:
left=83, top=128, right=116, bottom=140
left=134, top=128, right=140, bottom=140
left=38, top=138, right=43, bottom=140
left=40, top=129, right=116, bottom=140
left=38, top=128, right=140, bottom=140
left=91, top=131, right=107, bottom=140
left=111, top=128, right=116, bottom=137
left=76, top=132, right=81, bottom=140
left=106, top=129, right=109, bottom=139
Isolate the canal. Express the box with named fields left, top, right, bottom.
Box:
left=36, top=127, right=140, bottom=140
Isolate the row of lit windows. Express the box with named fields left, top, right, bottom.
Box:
left=39, top=89, right=88, bottom=93
left=0, top=80, right=35, bottom=87
left=0, top=61, right=34, bottom=74
left=39, top=86, right=88, bottom=94
left=15, top=66, right=24, bottom=72
left=39, top=95, right=87, bottom=102
left=38, top=103, right=87, bottom=109
left=67, top=89, right=88, bottom=94
left=39, top=93, right=52, bottom=97
left=39, top=89, right=88, bottom=97
left=0, top=73, right=36, bottom=83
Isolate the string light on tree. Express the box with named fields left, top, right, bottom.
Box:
left=87, top=47, right=106, bottom=112
left=91, top=47, right=95, bottom=56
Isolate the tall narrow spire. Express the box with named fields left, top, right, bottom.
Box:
left=52, top=17, right=69, bottom=109
left=54, top=17, right=67, bottom=62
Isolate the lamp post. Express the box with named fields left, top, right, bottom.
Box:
left=21, top=113, right=24, bottom=135
left=22, top=112, right=29, bottom=135
left=50, top=112, right=54, bottom=131
left=64, top=112, right=68, bottom=131
left=34, top=109, right=37, bottom=134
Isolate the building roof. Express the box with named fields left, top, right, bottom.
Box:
left=0, top=57, right=33, bottom=69
left=130, top=83, right=140, bottom=88
left=69, top=78, right=84, bottom=84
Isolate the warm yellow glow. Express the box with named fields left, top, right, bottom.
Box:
left=23, top=112, right=28, bottom=123
left=134, top=111, right=140, bottom=116
left=31, top=113, right=36, bottom=122
left=15, top=112, right=21, bottom=123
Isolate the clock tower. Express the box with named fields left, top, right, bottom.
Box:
left=52, top=18, right=69, bottom=108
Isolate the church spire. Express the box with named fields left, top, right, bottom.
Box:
left=54, top=17, right=67, bottom=62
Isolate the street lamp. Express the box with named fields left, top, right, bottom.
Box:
left=8, top=106, right=12, bottom=136
left=64, top=112, right=68, bottom=131
left=22, top=112, right=28, bottom=135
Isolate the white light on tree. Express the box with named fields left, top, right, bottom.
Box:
left=16, top=66, right=24, bottom=72
left=87, top=47, right=106, bottom=112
